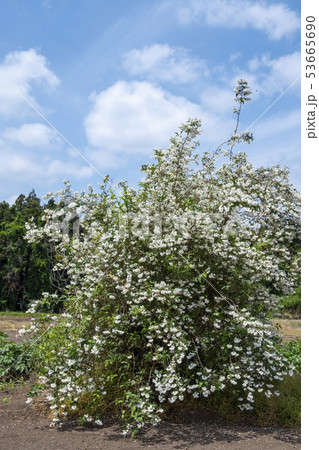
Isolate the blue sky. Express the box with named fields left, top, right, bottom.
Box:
left=0, top=0, right=301, bottom=204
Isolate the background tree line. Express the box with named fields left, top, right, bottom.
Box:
left=0, top=190, right=57, bottom=311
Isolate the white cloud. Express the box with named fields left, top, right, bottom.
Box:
left=46, top=160, right=94, bottom=179
left=0, top=48, right=59, bottom=118
left=199, top=86, right=234, bottom=114
left=251, top=109, right=300, bottom=141
left=0, top=136, right=94, bottom=187
left=245, top=108, right=300, bottom=188
left=0, top=142, right=94, bottom=182
left=2, top=123, right=58, bottom=148
left=263, top=52, right=300, bottom=91
left=246, top=51, right=300, bottom=95
left=122, top=44, right=208, bottom=83
left=175, top=0, right=299, bottom=40
left=5, top=193, right=20, bottom=205
left=0, top=49, right=93, bottom=193
left=227, top=51, right=300, bottom=102
left=84, top=81, right=203, bottom=164
left=84, top=80, right=235, bottom=169
left=229, top=52, right=241, bottom=63
left=0, top=151, right=41, bottom=181
left=41, top=0, right=52, bottom=8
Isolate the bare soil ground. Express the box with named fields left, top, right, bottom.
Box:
left=0, top=381, right=301, bottom=450
left=0, top=314, right=29, bottom=342
left=0, top=315, right=301, bottom=449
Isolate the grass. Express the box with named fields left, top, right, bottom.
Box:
left=0, top=311, right=29, bottom=317
left=252, top=375, right=301, bottom=427
left=271, top=319, right=301, bottom=341
left=278, top=289, right=301, bottom=319
left=165, top=374, right=301, bottom=428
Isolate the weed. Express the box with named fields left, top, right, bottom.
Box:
left=0, top=332, right=33, bottom=379
left=2, top=395, right=12, bottom=404
left=279, top=289, right=301, bottom=318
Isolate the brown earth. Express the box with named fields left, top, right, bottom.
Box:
left=0, top=315, right=29, bottom=342
left=0, top=315, right=301, bottom=449
left=0, top=381, right=301, bottom=450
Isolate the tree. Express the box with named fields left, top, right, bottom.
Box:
left=0, top=190, right=54, bottom=311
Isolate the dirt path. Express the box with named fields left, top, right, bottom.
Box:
left=0, top=384, right=300, bottom=450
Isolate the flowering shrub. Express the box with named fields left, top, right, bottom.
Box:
left=24, top=80, right=300, bottom=435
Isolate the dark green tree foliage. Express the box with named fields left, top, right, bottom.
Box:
left=0, top=190, right=54, bottom=311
